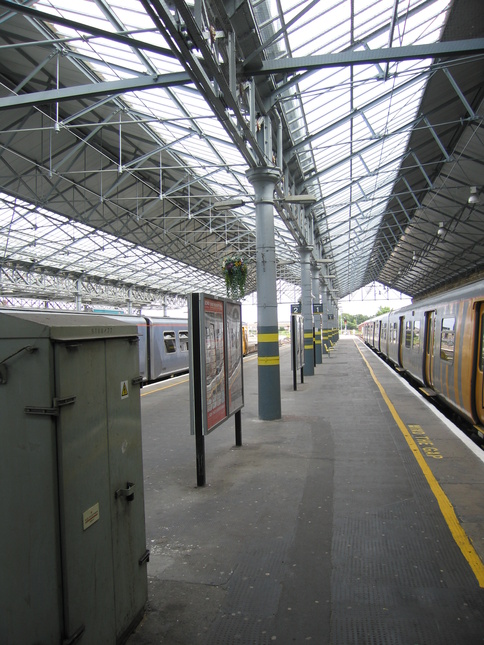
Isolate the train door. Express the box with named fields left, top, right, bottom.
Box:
left=398, top=316, right=405, bottom=366
left=474, top=303, right=484, bottom=424
left=424, top=310, right=436, bottom=387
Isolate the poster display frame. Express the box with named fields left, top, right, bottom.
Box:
left=291, top=312, right=305, bottom=390
left=189, top=293, right=244, bottom=485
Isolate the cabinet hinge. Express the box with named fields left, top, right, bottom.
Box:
left=25, top=395, right=76, bottom=416
left=139, top=549, right=150, bottom=565
left=63, top=624, right=85, bottom=645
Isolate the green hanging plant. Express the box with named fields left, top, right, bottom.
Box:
left=222, top=255, right=248, bottom=300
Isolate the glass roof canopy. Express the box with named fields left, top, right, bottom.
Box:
left=1, top=0, right=481, bottom=310
left=261, top=0, right=452, bottom=297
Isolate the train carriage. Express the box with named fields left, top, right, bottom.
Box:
left=362, top=280, right=484, bottom=429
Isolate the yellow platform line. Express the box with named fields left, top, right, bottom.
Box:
left=356, top=340, right=484, bottom=588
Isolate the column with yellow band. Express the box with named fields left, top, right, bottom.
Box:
left=314, top=328, right=322, bottom=363
left=312, top=264, right=323, bottom=364
left=299, top=244, right=314, bottom=376
left=247, top=165, right=282, bottom=420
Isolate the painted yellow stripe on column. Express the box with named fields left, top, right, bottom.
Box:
left=356, top=340, right=484, bottom=588
left=258, top=333, right=279, bottom=343
left=258, top=356, right=280, bottom=366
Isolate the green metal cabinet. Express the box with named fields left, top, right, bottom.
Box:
left=0, top=311, right=148, bottom=645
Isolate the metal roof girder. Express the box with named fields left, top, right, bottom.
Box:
left=411, top=151, right=433, bottom=188
left=389, top=210, right=406, bottom=237
left=269, top=0, right=442, bottom=100
left=61, top=96, right=122, bottom=126
left=394, top=196, right=413, bottom=224
left=140, top=0, right=264, bottom=168
left=52, top=112, right=121, bottom=176
left=442, top=66, right=477, bottom=120
left=243, top=39, right=484, bottom=76
left=0, top=73, right=192, bottom=111
left=422, top=116, right=451, bottom=162
left=401, top=177, right=421, bottom=210
left=0, top=0, right=175, bottom=59
left=13, top=47, right=59, bottom=95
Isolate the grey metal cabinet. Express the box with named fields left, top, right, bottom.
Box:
left=0, top=311, right=148, bottom=645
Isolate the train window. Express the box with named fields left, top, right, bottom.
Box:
left=179, top=330, right=189, bottom=352
left=413, top=321, right=420, bottom=349
left=391, top=322, right=397, bottom=343
left=164, top=331, right=176, bottom=353
left=440, top=317, right=455, bottom=362
left=382, top=322, right=387, bottom=340
left=405, top=320, right=412, bottom=348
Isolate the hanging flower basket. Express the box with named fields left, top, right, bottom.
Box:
left=222, top=256, right=248, bottom=300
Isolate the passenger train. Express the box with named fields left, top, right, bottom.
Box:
left=0, top=309, right=252, bottom=384
left=361, top=280, right=484, bottom=436
left=112, top=315, right=253, bottom=384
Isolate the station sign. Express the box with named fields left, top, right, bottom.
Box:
left=313, top=303, right=323, bottom=314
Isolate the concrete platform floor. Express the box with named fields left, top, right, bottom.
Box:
left=127, top=335, right=484, bottom=645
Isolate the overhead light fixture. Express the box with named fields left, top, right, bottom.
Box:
left=280, top=194, right=317, bottom=205
left=437, top=221, right=445, bottom=236
left=468, top=186, right=481, bottom=205
left=212, top=193, right=317, bottom=211
left=213, top=198, right=248, bottom=211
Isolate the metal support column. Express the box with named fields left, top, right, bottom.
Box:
left=312, top=265, right=322, bottom=364
left=246, top=166, right=282, bottom=420
left=322, top=284, right=330, bottom=355
left=299, top=245, right=314, bottom=376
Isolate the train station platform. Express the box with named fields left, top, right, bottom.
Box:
left=128, top=335, right=484, bottom=645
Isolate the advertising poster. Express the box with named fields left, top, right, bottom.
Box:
left=204, top=297, right=226, bottom=431
left=226, top=301, right=244, bottom=415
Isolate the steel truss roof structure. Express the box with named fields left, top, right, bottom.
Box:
left=0, top=0, right=483, bottom=310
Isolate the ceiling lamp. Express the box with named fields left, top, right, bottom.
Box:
left=280, top=194, right=317, bottom=205
left=437, top=222, right=445, bottom=236
left=468, top=186, right=481, bottom=205
left=213, top=194, right=317, bottom=211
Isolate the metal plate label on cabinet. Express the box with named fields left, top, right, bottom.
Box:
left=83, top=503, right=100, bottom=531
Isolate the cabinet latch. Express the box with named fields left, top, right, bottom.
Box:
left=115, top=481, right=135, bottom=502
left=25, top=395, right=76, bottom=416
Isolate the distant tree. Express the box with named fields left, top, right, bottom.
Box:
left=376, top=306, right=391, bottom=316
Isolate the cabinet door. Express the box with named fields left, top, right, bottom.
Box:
left=0, top=338, right=62, bottom=645
left=55, top=339, right=116, bottom=644
left=106, top=337, right=147, bottom=639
